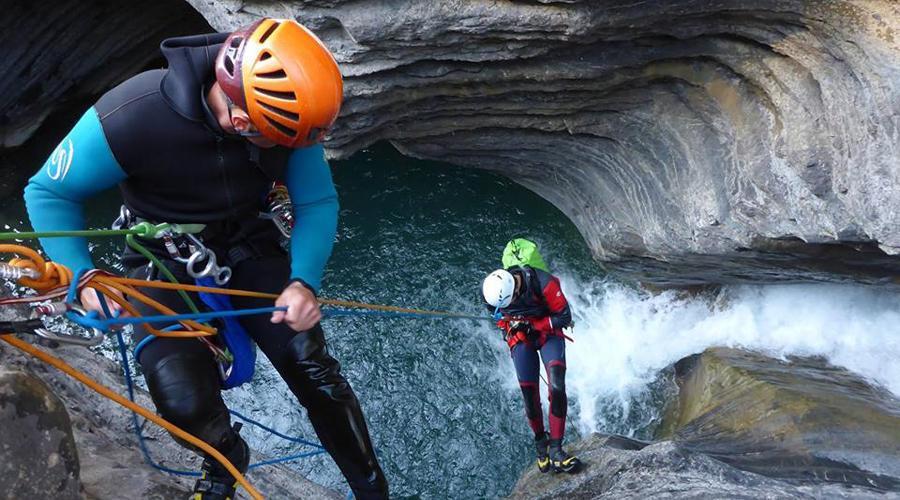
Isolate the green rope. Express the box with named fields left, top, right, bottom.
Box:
left=124, top=233, right=201, bottom=314
left=0, top=222, right=206, bottom=242
left=0, top=229, right=140, bottom=240
left=0, top=221, right=198, bottom=241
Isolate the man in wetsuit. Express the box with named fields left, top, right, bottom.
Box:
left=482, top=265, right=581, bottom=473
left=24, top=18, right=388, bottom=499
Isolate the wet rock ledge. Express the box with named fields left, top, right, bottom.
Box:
left=510, top=348, right=900, bottom=499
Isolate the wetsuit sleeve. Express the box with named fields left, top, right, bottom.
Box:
left=532, top=276, right=572, bottom=332
left=284, top=144, right=339, bottom=293
left=23, top=107, right=126, bottom=273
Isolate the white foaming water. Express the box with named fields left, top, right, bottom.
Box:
left=559, top=278, right=900, bottom=435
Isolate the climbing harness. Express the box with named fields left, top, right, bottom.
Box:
left=114, top=206, right=232, bottom=285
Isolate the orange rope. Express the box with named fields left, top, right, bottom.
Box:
left=117, top=277, right=471, bottom=316
left=3, top=243, right=465, bottom=329
left=90, top=275, right=216, bottom=338
left=0, top=335, right=263, bottom=500
left=0, top=244, right=73, bottom=292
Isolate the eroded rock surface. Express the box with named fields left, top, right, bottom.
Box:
left=0, top=0, right=210, bottom=148
left=0, top=369, right=81, bottom=499
left=663, top=348, right=900, bottom=490
left=510, top=434, right=888, bottom=499
left=511, top=348, right=900, bottom=498
left=189, top=0, right=900, bottom=284
left=0, top=0, right=213, bottom=201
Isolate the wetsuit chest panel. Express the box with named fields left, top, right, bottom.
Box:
left=119, top=127, right=272, bottom=221
left=97, top=70, right=288, bottom=223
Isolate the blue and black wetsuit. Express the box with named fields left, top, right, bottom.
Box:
left=24, top=33, right=387, bottom=498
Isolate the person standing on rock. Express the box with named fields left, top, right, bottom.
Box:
left=482, top=239, right=581, bottom=474
left=23, top=18, right=388, bottom=500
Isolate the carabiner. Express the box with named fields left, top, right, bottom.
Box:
left=32, top=304, right=105, bottom=348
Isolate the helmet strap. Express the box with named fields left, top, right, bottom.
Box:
left=222, top=91, right=262, bottom=138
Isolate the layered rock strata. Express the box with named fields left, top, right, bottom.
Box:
left=188, top=0, right=900, bottom=284
left=0, top=0, right=213, bottom=201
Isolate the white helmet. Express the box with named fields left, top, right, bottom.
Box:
left=483, top=269, right=515, bottom=308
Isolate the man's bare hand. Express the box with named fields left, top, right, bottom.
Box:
left=271, top=282, right=321, bottom=332
left=79, top=286, right=128, bottom=318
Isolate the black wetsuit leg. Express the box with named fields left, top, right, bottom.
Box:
left=539, top=336, right=567, bottom=440
left=228, top=255, right=389, bottom=499
left=511, top=341, right=545, bottom=437
left=127, top=263, right=246, bottom=465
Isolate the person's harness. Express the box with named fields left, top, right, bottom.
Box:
left=115, top=206, right=259, bottom=389
left=502, top=267, right=572, bottom=349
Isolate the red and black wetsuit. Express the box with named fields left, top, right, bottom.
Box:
left=488, top=266, right=572, bottom=440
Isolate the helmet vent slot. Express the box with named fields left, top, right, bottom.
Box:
left=230, top=37, right=243, bottom=48
left=253, top=86, right=296, bottom=101
left=264, top=114, right=296, bottom=137
left=257, top=69, right=287, bottom=79
left=258, top=22, right=280, bottom=43
left=223, top=57, right=235, bottom=76
left=259, top=51, right=272, bottom=61
left=259, top=100, right=299, bottom=122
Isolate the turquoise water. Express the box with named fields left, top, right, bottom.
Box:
left=1, top=144, right=602, bottom=498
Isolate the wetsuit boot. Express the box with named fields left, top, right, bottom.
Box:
left=535, top=432, right=551, bottom=473
left=191, top=424, right=250, bottom=500
left=548, top=438, right=581, bottom=473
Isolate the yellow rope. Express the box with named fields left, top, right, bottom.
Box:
left=0, top=335, right=264, bottom=500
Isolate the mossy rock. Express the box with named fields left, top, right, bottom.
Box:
left=0, top=368, right=82, bottom=498
left=660, top=348, right=900, bottom=490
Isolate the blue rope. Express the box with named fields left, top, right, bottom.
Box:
left=320, top=308, right=490, bottom=322
left=87, top=292, right=486, bottom=494
left=247, top=450, right=327, bottom=469
left=66, top=267, right=88, bottom=304
left=228, top=409, right=324, bottom=449
left=69, top=306, right=288, bottom=331
left=113, top=331, right=327, bottom=477
left=131, top=325, right=181, bottom=362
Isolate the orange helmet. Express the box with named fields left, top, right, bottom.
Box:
left=215, top=18, right=343, bottom=148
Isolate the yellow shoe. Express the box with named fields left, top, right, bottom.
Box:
left=549, top=438, right=581, bottom=473
left=535, top=432, right=551, bottom=473
left=191, top=469, right=238, bottom=500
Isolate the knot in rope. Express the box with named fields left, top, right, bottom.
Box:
left=0, top=244, right=73, bottom=292
left=15, top=260, right=73, bottom=292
